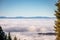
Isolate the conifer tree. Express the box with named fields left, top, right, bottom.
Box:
left=5, top=34, right=8, bottom=40
left=7, top=32, right=12, bottom=40
left=0, top=26, right=6, bottom=40
left=55, top=0, right=60, bottom=40
left=14, top=36, right=17, bottom=40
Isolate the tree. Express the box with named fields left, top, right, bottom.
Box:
left=0, top=26, right=6, bottom=40
left=7, top=32, right=12, bottom=40
left=14, top=36, right=17, bottom=40
left=55, top=0, right=60, bottom=40
left=5, top=34, right=8, bottom=40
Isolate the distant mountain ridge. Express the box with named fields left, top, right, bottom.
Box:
left=0, top=16, right=55, bottom=19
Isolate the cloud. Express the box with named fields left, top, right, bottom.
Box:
left=0, top=18, right=55, bottom=33
left=27, top=25, right=36, bottom=32
left=4, top=27, right=28, bottom=32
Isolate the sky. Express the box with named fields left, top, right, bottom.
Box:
left=0, top=0, right=57, bottom=17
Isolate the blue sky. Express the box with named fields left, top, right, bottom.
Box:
left=0, top=0, right=57, bottom=17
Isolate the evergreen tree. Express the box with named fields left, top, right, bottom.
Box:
left=55, top=0, right=60, bottom=40
left=0, top=26, right=6, bottom=40
left=7, top=32, right=12, bottom=40
left=14, top=36, right=17, bottom=40
left=5, top=34, right=8, bottom=40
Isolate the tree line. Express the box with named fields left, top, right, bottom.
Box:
left=0, top=26, right=18, bottom=40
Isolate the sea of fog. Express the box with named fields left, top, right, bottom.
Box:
left=0, top=18, right=56, bottom=40
left=5, top=32, right=56, bottom=40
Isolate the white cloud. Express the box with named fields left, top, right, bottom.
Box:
left=0, top=18, right=55, bottom=32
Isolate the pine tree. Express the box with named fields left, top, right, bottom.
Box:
left=55, top=0, right=60, bottom=40
left=5, top=34, right=8, bottom=40
left=7, top=32, right=12, bottom=40
left=0, top=26, right=6, bottom=40
left=14, top=36, right=17, bottom=40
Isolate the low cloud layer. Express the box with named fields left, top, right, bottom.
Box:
left=0, top=18, right=55, bottom=33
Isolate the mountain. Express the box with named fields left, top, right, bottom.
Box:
left=0, top=16, right=55, bottom=19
